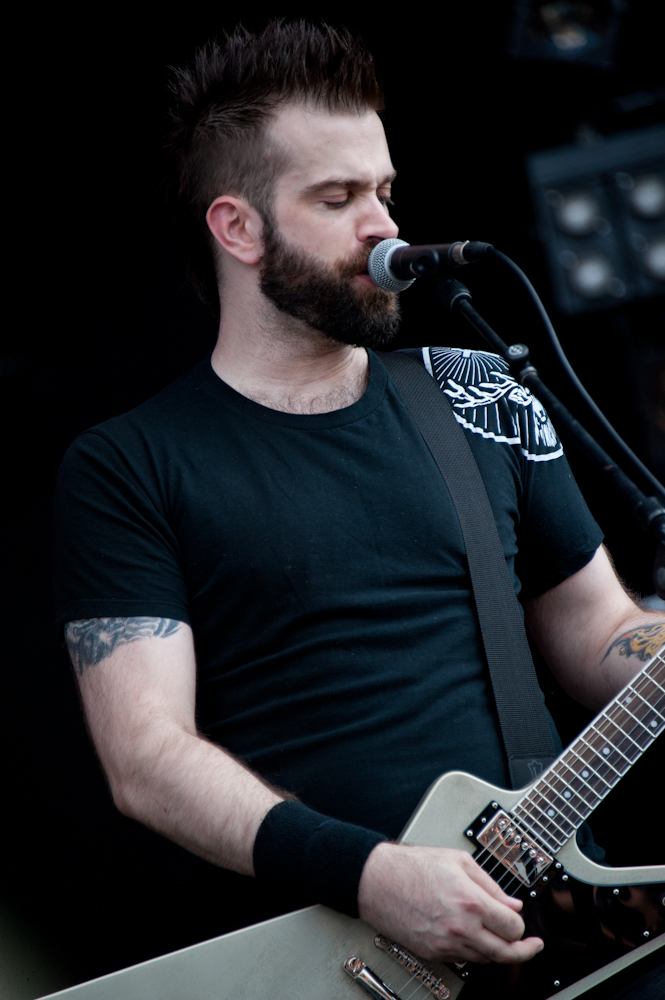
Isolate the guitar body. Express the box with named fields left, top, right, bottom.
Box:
left=41, top=770, right=664, bottom=1000
left=401, top=770, right=665, bottom=885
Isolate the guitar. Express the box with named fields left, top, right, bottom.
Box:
left=42, top=647, right=665, bottom=1000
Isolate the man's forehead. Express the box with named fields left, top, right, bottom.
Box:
left=268, top=103, right=394, bottom=187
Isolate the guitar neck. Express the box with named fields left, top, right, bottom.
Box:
left=509, top=648, right=665, bottom=854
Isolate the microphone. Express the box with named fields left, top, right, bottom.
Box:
left=368, top=239, right=493, bottom=292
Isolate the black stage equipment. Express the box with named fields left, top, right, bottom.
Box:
left=526, top=123, right=665, bottom=315
left=507, top=0, right=626, bottom=70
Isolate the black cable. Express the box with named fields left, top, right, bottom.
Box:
left=488, top=247, right=665, bottom=502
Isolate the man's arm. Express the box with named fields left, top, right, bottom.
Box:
left=67, top=616, right=543, bottom=965
left=523, top=545, right=665, bottom=710
left=359, top=545, right=665, bottom=963
left=65, top=617, right=282, bottom=876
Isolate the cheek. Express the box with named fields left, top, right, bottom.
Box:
left=276, top=209, right=351, bottom=257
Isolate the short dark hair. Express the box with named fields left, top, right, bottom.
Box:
left=166, top=20, right=384, bottom=308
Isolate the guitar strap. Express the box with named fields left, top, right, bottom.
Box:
left=378, top=349, right=556, bottom=789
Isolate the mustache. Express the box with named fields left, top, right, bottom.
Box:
left=336, top=240, right=384, bottom=280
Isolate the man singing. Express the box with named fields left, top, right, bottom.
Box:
left=54, top=19, right=663, bottom=980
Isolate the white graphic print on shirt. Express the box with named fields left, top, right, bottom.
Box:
left=425, top=346, right=564, bottom=463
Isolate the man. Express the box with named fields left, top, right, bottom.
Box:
left=54, top=21, right=663, bottom=975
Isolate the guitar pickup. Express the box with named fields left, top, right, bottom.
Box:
left=473, top=809, right=554, bottom=888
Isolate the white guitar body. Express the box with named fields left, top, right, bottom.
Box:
left=42, top=768, right=665, bottom=1000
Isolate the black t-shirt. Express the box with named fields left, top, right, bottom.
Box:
left=53, top=347, right=603, bottom=841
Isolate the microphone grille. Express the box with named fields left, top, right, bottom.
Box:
left=368, top=239, right=416, bottom=292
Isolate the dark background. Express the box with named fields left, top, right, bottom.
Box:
left=2, top=2, right=664, bottom=993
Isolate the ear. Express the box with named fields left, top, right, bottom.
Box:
left=206, top=196, right=264, bottom=266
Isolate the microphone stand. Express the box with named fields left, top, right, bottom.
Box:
left=438, top=278, right=665, bottom=568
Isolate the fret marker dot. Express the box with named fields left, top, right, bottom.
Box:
left=624, top=696, right=633, bottom=704
left=602, top=747, right=610, bottom=755
left=581, top=770, right=590, bottom=778
left=547, top=809, right=555, bottom=817
left=650, top=720, right=658, bottom=728
left=564, top=791, right=572, bottom=799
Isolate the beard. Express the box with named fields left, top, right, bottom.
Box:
left=258, top=219, right=401, bottom=350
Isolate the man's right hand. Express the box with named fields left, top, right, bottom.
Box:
left=357, top=842, right=544, bottom=964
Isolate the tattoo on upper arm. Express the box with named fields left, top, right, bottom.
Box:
left=65, top=617, right=182, bottom=675
left=604, top=622, right=665, bottom=662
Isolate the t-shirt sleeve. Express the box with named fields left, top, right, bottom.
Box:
left=423, top=345, right=604, bottom=600
left=515, top=447, right=604, bottom=600
left=53, top=429, right=191, bottom=626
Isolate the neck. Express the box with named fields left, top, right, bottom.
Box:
left=210, top=290, right=369, bottom=414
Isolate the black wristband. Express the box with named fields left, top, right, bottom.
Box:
left=253, top=801, right=387, bottom=918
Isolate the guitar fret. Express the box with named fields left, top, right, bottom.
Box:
left=510, top=805, right=563, bottom=853
left=608, top=702, right=652, bottom=753
left=649, top=673, right=665, bottom=694
left=552, top=752, right=603, bottom=808
left=624, top=686, right=665, bottom=741
left=632, top=669, right=665, bottom=703
left=510, top=647, right=665, bottom=857
left=522, top=769, right=583, bottom=829
left=518, top=799, right=575, bottom=844
left=569, top=741, right=620, bottom=789
left=550, top=759, right=599, bottom=815
left=513, top=748, right=608, bottom=842
left=535, top=770, right=587, bottom=825
left=584, top=721, right=631, bottom=775
left=513, top=751, right=600, bottom=830
left=553, top=746, right=609, bottom=799
left=517, top=789, right=574, bottom=841
left=601, top=700, right=646, bottom=744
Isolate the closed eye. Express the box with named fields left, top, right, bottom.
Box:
left=324, top=195, right=394, bottom=210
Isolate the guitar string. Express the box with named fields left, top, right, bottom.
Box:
left=475, top=660, right=665, bottom=939
left=513, top=721, right=650, bottom=852
left=517, top=745, right=612, bottom=844
left=492, top=663, right=665, bottom=891
left=616, top=698, right=662, bottom=747
left=606, top=687, right=658, bottom=743
left=488, top=720, right=640, bottom=884
left=518, top=714, right=635, bottom=841
left=514, top=689, right=660, bottom=839
left=531, top=768, right=587, bottom=826
left=402, top=977, right=433, bottom=1000
left=375, top=655, right=665, bottom=998
left=514, top=658, right=665, bottom=832
left=411, top=655, right=665, bottom=970
left=372, top=949, right=443, bottom=1000
left=490, top=656, right=665, bottom=861
left=499, top=663, right=665, bottom=889
left=471, top=817, right=552, bottom=892
left=513, top=756, right=605, bottom=844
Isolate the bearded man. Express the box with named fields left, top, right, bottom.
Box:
left=53, top=20, right=664, bottom=984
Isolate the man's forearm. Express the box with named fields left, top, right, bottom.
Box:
left=67, top=616, right=544, bottom=964
left=524, top=547, right=665, bottom=711
left=67, top=617, right=283, bottom=877
left=113, top=725, right=283, bottom=876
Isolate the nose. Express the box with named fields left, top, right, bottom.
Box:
left=358, top=195, right=399, bottom=244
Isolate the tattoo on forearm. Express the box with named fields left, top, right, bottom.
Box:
left=65, top=617, right=182, bottom=674
left=604, top=622, right=665, bottom=663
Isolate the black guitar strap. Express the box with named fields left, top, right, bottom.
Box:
left=378, top=350, right=556, bottom=788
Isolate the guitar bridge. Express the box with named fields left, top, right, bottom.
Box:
left=475, top=809, right=553, bottom=887
left=344, top=936, right=451, bottom=999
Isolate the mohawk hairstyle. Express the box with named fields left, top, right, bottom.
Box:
left=166, top=20, right=384, bottom=310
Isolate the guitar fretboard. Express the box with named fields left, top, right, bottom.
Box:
left=510, top=650, right=665, bottom=854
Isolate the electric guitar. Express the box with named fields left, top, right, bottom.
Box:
left=42, top=647, right=665, bottom=1000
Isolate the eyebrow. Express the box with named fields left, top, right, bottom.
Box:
left=303, top=171, right=397, bottom=194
